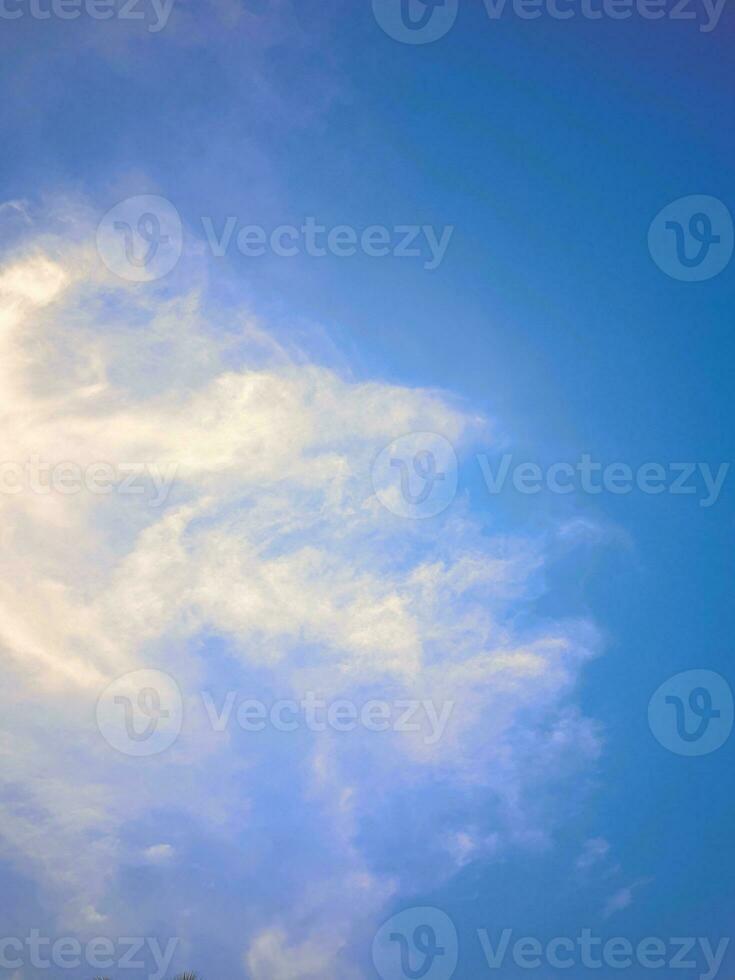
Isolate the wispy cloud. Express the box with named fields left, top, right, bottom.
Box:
left=576, top=836, right=611, bottom=873
left=603, top=879, right=653, bottom=919
left=0, top=204, right=603, bottom=976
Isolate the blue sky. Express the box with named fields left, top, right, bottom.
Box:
left=0, top=1, right=733, bottom=978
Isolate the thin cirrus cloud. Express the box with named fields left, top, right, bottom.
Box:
left=0, top=203, right=602, bottom=977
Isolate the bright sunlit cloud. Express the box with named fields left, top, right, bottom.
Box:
left=0, top=207, right=602, bottom=977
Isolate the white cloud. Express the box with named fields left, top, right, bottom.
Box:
left=246, top=927, right=352, bottom=980
left=576, top=836, right=611, bottom=872
left=603, top=886, right=635, bottom=918
left=603, top=879, right=652, bottom=919
left=143, top=844, right=175, bottom=864
left=0, top=208, right=603, bottom=976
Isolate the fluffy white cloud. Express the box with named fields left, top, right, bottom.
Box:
left=0, top=209, right=602, bottom=977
